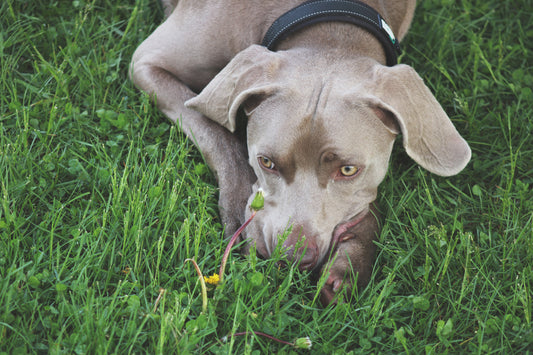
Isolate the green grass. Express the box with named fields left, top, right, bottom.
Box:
left=1, top=0, right=531, bottom=353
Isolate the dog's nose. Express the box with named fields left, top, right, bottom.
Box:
left=282, top=225, right=319, bottom=270
left=298, top=243, right=319, bottom=270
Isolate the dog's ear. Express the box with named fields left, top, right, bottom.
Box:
left=366, top=64, right=471, bottom=176
left=185, top=45, right=282, bottom=132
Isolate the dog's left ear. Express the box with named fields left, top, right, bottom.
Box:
left=367, top=64, right=471, bottom=176
left=185, top=45, right=283, bottom=132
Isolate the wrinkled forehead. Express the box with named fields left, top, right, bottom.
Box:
left=246, top=83, right=392, bottom=156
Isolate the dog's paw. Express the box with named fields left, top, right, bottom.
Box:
left=319, top=256, right=372, bottom=306
left=319, top=269, right=351, bottom=306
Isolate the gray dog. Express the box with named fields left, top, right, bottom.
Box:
left=130, top=0, right=471, bottom=304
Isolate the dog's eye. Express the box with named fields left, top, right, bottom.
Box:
left=340, top=165, right=359, bottom=177
left=258, top=156, right=275, bottom=170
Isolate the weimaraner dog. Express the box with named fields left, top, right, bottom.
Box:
left=130, top=0, right=471, bottom=304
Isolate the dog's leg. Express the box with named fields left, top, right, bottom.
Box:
left=130, top=15, right=255, bottom=235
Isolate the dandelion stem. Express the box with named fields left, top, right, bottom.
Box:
left=184, top=258, right=208, bottom=313
left=218, top=210, right=256, bottom=283
left=152, top=288, right=165, bottom=313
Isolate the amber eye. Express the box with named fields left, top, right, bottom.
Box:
left=340, top=165, right=359, bottom=177
left=258, top=156, right=275, bottom=170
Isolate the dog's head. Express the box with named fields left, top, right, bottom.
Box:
left=186, top=45, right=470, bottom=271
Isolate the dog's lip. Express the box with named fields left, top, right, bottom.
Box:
left=331, top=209, right=369, bottom=249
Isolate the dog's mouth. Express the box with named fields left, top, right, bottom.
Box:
left=245, top=208, right=370, bottom=272
left=328, top=209, right=370, bottom=256
left=299, top=209, right=371, bottom=274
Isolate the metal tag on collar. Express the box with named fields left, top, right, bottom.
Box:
left=379, top=15, right=401, bottom=53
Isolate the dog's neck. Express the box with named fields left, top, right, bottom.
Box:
left=274, top=22, right=388, bottom=66
left=260, top=0, right=400, bottom=66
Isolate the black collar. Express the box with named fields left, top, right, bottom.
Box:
left=261, top=0, right=401, bottom=66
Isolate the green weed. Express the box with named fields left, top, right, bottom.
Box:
left=1, top=0, right=531, bottom=353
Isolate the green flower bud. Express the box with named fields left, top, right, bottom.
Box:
left=250, top=189, right=265, bottom=211
left=293, top=336, right=312, bottom=349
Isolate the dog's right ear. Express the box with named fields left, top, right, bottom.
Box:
left=364, top=64, right=471, bottom=177
left=185, top=45, right=283, bottom=132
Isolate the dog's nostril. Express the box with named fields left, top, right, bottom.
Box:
left=298, top=245, right=318, bottom=270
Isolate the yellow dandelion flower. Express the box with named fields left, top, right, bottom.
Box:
left=203, top=273, right=220, bottom=285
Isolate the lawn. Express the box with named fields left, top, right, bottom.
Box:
left=1, top=0, right=531, bottom=353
